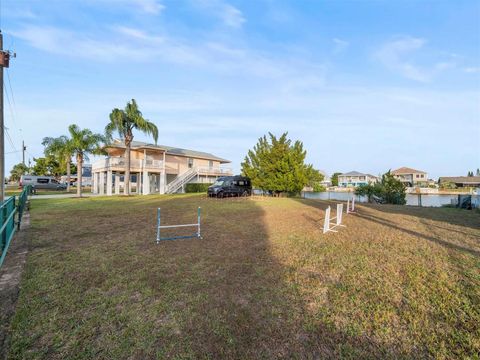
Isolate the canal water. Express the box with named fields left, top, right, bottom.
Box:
left=302, top=191, right=480, bottom=208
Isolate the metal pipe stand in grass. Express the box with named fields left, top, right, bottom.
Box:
left=156, top=207, right=202, bottom=243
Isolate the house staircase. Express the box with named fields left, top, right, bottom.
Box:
left=165, top=167, right=198, bottom=194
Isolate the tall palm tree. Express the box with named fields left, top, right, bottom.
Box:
left=68, top=124, right=105, bottom=197
left=105, top=99, right=158, bottom=195
left=42, top=135, right=74, bottom=192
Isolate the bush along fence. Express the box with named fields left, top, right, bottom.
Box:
left=0, top=185, right=32, bottom=268
left=185, top=183, right=212, bottom=193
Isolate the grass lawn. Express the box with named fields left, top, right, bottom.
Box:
left=7, top=195, right=480, bottom=359
left=5, top=187, right=92, bottom=197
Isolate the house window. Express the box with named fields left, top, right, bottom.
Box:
left=188, top=158, right=194, bottom=168
left=209, top=160, right=213, bottom=168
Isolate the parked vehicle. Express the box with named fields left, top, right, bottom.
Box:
left=20, top=175, right=67, bottom=191
left=207, top=176, right=252, bottom=198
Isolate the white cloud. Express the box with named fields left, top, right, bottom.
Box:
left=374, top=37, right=465, bottom=82
left=13, top=26, right=135, bottom=61
left=13, top=24, right=325, bottom=84
left=434, top=62, right=455, bottom=71
left=332, top=38, right=349, bottom=54
left=4, top=8, right=38, bottom=19
left=464, top=67, right=480, bottom=73
left=88, top=0, right=165, bottom=15
left=114, top=26, right=165, bottom=42
left=133, top=0, right=165, bottom=14
left=193, top=0, right=245, bottom=28
left=221, top=3, right=246, bottom=28
left=375, top=37, right=431, bottom=82
left=13, top=25, right=206, bottom=64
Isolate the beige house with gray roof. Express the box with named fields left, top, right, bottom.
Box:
left=391, top=167, right=428, bottom=187
left=92, top=140, right=232, bottom=195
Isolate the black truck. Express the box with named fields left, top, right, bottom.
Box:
left=207, top=176, right=252, bottom=198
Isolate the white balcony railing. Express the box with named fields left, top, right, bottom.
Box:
left=196, top=166, right=232, bottom=176
left=92, top=157, right=163, bottom=170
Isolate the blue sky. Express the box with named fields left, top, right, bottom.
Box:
left=2, top=0, right=479, bottom=179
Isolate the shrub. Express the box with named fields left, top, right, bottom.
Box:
left=185, top=183, right=212, bottom=193
left=313, top=183, right=327, bottom=192
left=440, top=181, right=457, bottom=189
left=355, top=171, right=406, bottom=205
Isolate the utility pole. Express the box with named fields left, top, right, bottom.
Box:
left=0, top=31, right=14, bottom=202
left=0, top=32, right=5, bottom=203
left=22, top=140, right=26, bottom=165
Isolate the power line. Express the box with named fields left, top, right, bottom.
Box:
left=3, top=81, right=15, bottom=127
left=5, top=69, right=18, bottom=125
left=5, top=149, right=20, bottom=155
left=2, top=83, right=21, bottom=163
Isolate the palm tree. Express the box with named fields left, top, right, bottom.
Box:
left=105, top=99, right=158, bottom=195
left=42, top=135, right=74, bottom=192
left=68, top=124, right=105, bottom=197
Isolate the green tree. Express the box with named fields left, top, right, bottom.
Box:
left=355, top=183, right=376, bottom=202
left=10, top=163, right=29, bottom=182
left=69, top=124, right=105, bottom=197
left=305, top=167, right=324, bottom=188
left=241, top=132, right=318, bottom=195
left=105, top=99, right=158, bottom=195
left=381, top=170, right=406, bottom=204
left=313, top=183, right=326, bottom=192
left=476, top=168, right=480, bottom=176
left=32, top=156, right=63, bottom=176
left=355, top=170, right=406, bottom=204
left=42, top=135, right=75, bottom=192
left=467, top=171, right=473, bottom=177
left=331, top=172, right=342, bottom=187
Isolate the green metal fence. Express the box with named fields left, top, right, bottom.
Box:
left=0, top=185, right=32, bottom=268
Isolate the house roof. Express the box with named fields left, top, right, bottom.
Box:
left=340, top=171, right=370, bottom=177
left=439, top=176, right=480, bottom=184
left=392, top=167, right=427, bottom=175
left=107, top=140, right=231, bottom=163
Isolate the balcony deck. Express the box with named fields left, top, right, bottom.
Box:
left=93, top=158, right=232, bottom=177
left=92, top=158, right=163, bottom=172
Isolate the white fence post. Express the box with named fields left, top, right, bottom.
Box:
left=347, top=196, right=355, bottom=214
left=323, top=206, right=331, bottom=234
left=336, top=203, right=343, bottom=226
left=323, top=203, right=346, bottom=234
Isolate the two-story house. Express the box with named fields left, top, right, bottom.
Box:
left=91, top=140, right=232, bottom=195
left=338, top=171, right=378, bottom=187
left=391, top=167, right=428, bottom=187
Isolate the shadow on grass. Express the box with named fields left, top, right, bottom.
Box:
left=366, top=203, right=480, bottom=231
left=355, top=211, right=480, bottom=258
left=7, top=195, right=416, bottom=358
left=296, top=197, right=480, bottom=254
